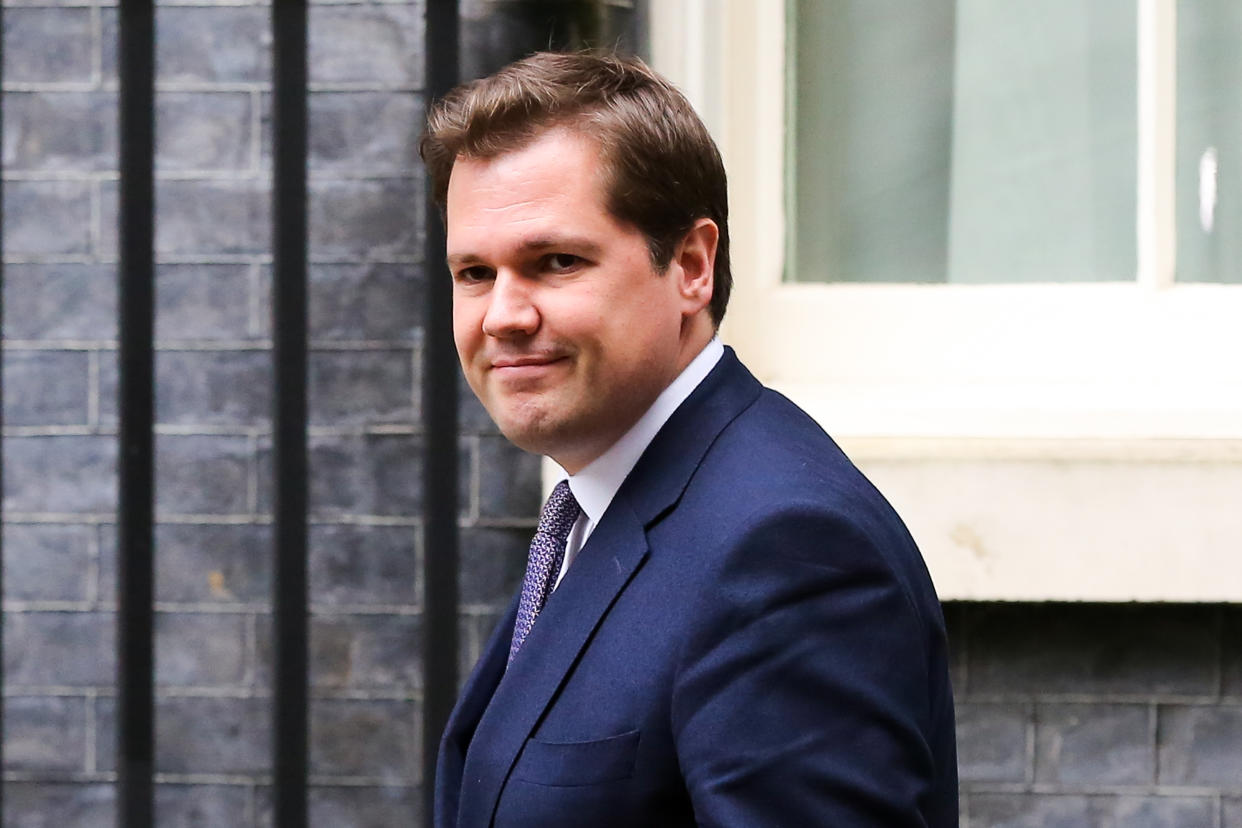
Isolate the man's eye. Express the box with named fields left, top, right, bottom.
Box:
left=546, top=253, right=581, bottom=272
left=455, top=266, right=493, bottom=284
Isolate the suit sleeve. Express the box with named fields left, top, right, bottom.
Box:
left=669, top=506, right=952, bottom=827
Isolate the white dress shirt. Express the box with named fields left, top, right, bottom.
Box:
left=551, top=337, right=725, bottom=589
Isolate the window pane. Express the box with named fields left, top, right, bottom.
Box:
left=787, top=0, right=1137, bottom=283
left=1176, top=0, right=1242, bottom=283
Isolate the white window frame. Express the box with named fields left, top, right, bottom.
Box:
left=650, top=0, right=1242, bottom=602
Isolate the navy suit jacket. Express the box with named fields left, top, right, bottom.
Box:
left=437, top=349, right=958, bottom=827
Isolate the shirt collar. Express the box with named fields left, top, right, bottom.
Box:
left=557, top=337, right=725, bottom=526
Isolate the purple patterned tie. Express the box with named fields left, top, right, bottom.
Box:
left=509, top=480, right=582, bottom=664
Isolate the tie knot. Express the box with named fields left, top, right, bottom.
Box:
left=538, top=480, right=582, bottom=542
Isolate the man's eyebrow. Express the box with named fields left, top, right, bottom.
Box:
left=446, top=236, right=603, bottom=268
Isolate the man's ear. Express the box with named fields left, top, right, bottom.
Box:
left=673, top=218, right=718, bottom=317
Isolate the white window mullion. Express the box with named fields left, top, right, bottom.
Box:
left=1137, top=0, right=1177, bottom=290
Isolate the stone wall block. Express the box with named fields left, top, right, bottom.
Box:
left=156, top=785, right=252, bottom=828
left=2, top=8, right=94, bottom=83
left=1034, top=702, right=1154, bottom=785
left=308, top=5, right=425, bottom=86
left=258, top=434, right=423, bottom=518
left=3, top=523, right=94, bottom=602
left=1, top=783, right=115, bottom=828
left=4, top=92, right=117, bottom=171
left=955, top=701, right=1029, bottom=783
left=966, top=604, right=1218, bottom=697
left=309, top=349, right=415, bottom=426
left=156, top=612, right=249, bottom=687
left=309, top=524, right=418, bottom=606
left=305, top=263, right=424, bottom=343
left=4, top=350, right=91, bottom=426
left=969, top=793, right=1214, bottom=828
left=155, top=434, right=253, bottom=515
left=1157, top=704, right=1242, bottom=788
left=4, top=612, right=115, bottom=687
left=4, top=696, right=88, bottom=772
left=256, top=785, right=422, bottom=828
left=1224, top=797, right=1242, bottom=828
left=306, top=92, right=423, bottom=173
left=155, top=350, right=272, bottom=427
left=255, top=614, right=422, bottom=691
left=458, top=527, right=527, bottom=609
left=99, top=6, right=270, bottom=85
left=96, top=695, right=270, bottom=775
left=3, top=435, right=117, bottom=514
left=3, top=180, right=93, bottom=256
left=310, top=698, right=420, bottom=780
left=155, top=264, right=256, bottom=342
left=156, top=180, right=271, bottom=256
left=476, top=435, right=542, bottom=520
left=308, top=178, right=422, bottom=258
left=1, top=264, right=117, bottom=341
left=157, top=92, right=254, bottom=171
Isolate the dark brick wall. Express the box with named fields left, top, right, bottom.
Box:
left=951, top=603, right=1242, bottom=827
left=0, top=2, right=537, bottom=825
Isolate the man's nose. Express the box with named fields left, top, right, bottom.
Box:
left=481, top=270, right=539, bottom=338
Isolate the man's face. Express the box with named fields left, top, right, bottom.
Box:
left=446, top=128, right=697, bottom=473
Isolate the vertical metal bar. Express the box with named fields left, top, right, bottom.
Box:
left=271, top=2, right=309, bottom=826
left=422, top=2, right=460, bottom=825
left=0, top=0, right=7, bottom=813
left=116, top=0, right=157, bottom=825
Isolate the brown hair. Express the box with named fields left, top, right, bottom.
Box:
left=421, top=51, right=732, bottom=326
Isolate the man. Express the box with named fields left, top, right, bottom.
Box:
left=422, top=51, right=957, bottom=827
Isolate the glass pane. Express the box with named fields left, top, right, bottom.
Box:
left=787, top=0, right=1137, bottom=283
left=1176, top=0, right=1242, bottom=283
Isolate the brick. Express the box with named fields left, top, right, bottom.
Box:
left=156, top=612, right=248, bottom=687
left=3, top=523, right=94, bottom=602
left=301, top=92, right=424, bottom=173
left=2, top=92, right=117, bottom=171
left=156, top=785, right=251, bottom=828
left=4, top=611, right=114, bottom=687
left=477, top=435, right=542, bottom=520
left=97, top=695, right=269, bottom=775
left=258, top=434, right=422, bottom=518
left=1224, top=606, right=1242, bottom=699
left=1158, top=704, right=1242, bottom=787
left=100, top=6, right=270, bottom=85
left=2, top=180, right=93, bottom=256
left=3, top=435, right=117, bottom=514
left=1035, top=703, right=1153, bottom=785
left=98, top=522, right=273, bottom=605
left=309, top=524, right=418, bottom=606
left=305, top=263, right=424, bottom=342
left=4, top=696, right=87, bottom=772
left=155, top=434, right=253, bottom=515
left=969, top=794, right=1214, bottom=828
left=2, top=783, right=115, bottom=828
left=3, top=350, right=91, bottom=426
left=1225, top=798, right=1242, bottom=828
left=157, top=92, right=254, bottom=172
left=308, top=178, right=422, bottom=258
left=156, top=264, right=256, bottom=341
left=1, top=264, right=117, bottom=341
left=256, top=614, right=422, bottom=691
left=310, top=698, right=420, bottom=779
left=966, top=604, right=1218, bottom=697
left=256, top=785, right=421, bottom=828
left=308, top=5, right=424, bottom=86
left=2, top=8, right=94, bottom=83
left=155, top=350, right=272, bottom=427
left=98, top=179, right=271, bottom=259
left=955, top=702, right=1028, bottom=783
left=459, top=527, right=528, bottom=608
left=309, top=349, right=415, bottom=426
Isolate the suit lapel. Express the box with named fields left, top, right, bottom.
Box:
left=456, top=501, right=650, bottom=828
